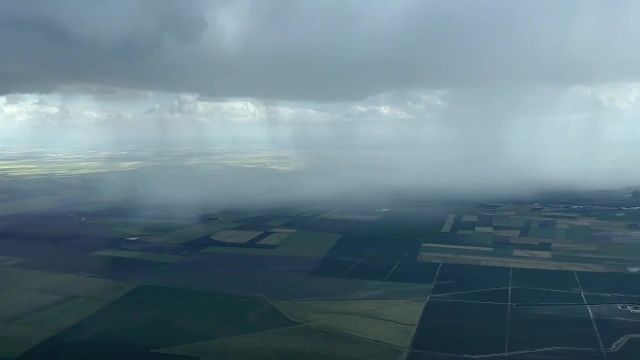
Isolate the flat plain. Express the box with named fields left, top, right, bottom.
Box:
left=0, top=160, right=639, bottom=359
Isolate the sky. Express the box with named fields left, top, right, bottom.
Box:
left=1, top=0, right=640, bottom=200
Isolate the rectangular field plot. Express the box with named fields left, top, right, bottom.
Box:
left=314, top=252, right=430, bottom=283
left=441, top=214, right=456, bottom=232
left=269, top=300, right=424, bottom=348
left=325, top=236, right=419, bottom=263
left=256, top=231, right=292, bottom=246
left=0, top=297, right=111, bottom=357
left=268, top=228, right=297, bottom=233
left=510, top=288, right=583, bottom=305
left=461, top=215, right=479, bottom=222
left=155, top=324, right=407, bottom=360
left=512, top=249, right=550, bottom=258
left=419, top=252, right=615, bottom=273
left=577, top=272, right=640, bottom=295
left=511, top=268, right=580, bottom=291
left=347, top=261, right=397, bottom=281
left=211, top=230, right=263, bottom=244
left=508, top=305, right=601, bottom=352
left=0, top=288, right=66, bottom=321
left=430, top=288, right=509, bottom=303
left=320, top=211, right=380, bottom=222
left=202, top=231, right=340, bottom=258
left=508, top=349, right=605, bottom=360
left=431, top=264, right=510, bottom=295
left=20, top=285, right=294, bottom=360
left=385, top=262, right=440, bottom=284
left=586, top=293, right=640, bottom=305
left=107, top=219, right=241, bottom=244
left=0, top=267, right=133, bottom=301
left=0, top=323, right=52, bottom=359
left=313, top=257, right=359, bottom=277
left=590, top=303, right=640, bottom=348
left=96, top=218, right=190, bottom=238
left=93, top=248, right=185, bottom=263
left=407, top=352, right=505, bottom=360
left=0, top=267, right=132, bottom=358
left=411, top=300, right=507, bottom=355
left=276, top=276, right=431, bottom=301
left=313, top=314, right=416, bottom=347
left=146, top=221, right=240, bottom=244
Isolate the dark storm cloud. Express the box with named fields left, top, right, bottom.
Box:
left=0, top=0, right=208, bottom=93
left=1, top=0, right=640, bottom=100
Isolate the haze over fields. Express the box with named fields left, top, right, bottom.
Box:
left=4, top=3, right=640, bottom=360
left=1, top=0, right=640, bottom=203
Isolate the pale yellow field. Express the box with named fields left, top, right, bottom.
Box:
left=441, top=214, right=455, bottom=232
left=270, top=299, right=423, bottom=347
left=257, top=232, right=292, bottom=246
left=512, top=249, right=552, bottom=258
left=494, top=229, right=521, bottom=237
left=422, top=243, right=492, bottom=251
left=419, top=253, right=622, bottom=272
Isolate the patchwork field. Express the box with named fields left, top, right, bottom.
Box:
left=1, top=174, right=639, bottom=359
left=202, top=230, right=341, bottom=257
left=155, top=325, right=407, bottom=360
left=20, top=285, right=294, bottom=360
left=270, top=299, right=424, bottom=347
left=420, top=204, right=640, bottom=273
left=0, top=267, right=133, bottom=358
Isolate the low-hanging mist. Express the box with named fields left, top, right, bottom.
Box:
left=1, top=1, right=639, bottom=209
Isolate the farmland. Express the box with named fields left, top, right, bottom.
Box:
left=1, top=159, right=640, bottom=359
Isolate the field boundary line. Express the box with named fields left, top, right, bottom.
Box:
left=574, top=271, right=608, bottom=360
left=505, top=267, right=513, bottom=358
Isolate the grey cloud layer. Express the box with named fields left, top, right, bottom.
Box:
left=2, top=0, right=640, bottom=100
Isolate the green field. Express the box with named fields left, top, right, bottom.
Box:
left=0, top=267, right=133, bottom=300
left=0, top=256, right=25, bottom=266
left=0, top=288, right=66, bottom=322
left=97, top=219, right=241, bottom=244
left=0, top=196, right=65, bottom=216
left=0, top=267, right=133, bottom=358
left=155, top=324, right=407, bottom=360
left=93, top=249, right=186, bottom=263
left=276, top=276, right=432, bottom=301
left=202, top=231, right=341, bottom=257
left=21, top=285, right=294, bottom=359
left=269, top=299, right=412, bottom=322
left=270, top=299, right=424, bottom=347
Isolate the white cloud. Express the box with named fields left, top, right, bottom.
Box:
left=578, top=83, right=640, bottom=112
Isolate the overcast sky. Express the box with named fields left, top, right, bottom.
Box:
left=1, top=0, right=640, bottom=198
